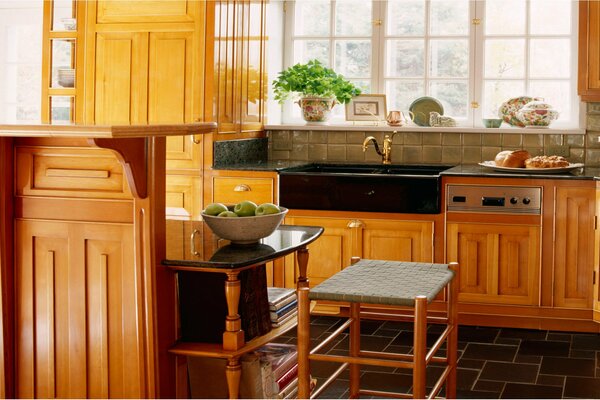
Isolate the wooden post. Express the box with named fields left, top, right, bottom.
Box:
left=223, top=273, right=244, bottom=351
left=446, top=262, right=459, bottom=399
left=297, top=286, right=311, bottom=399
left=349, top=302, right=361, bottom=397
left=225, top=358, right=242, bottom=399
left=413, top=296, right=428, bottom=399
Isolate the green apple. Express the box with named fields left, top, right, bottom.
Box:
left=255, top=203, right=280, bottom=216
left=233, top=200, right=258, bottom=217
left=217, top=211, right=238, bottom=217
left=203, top=202, right=228, bottom=216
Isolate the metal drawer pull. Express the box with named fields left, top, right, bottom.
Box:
left=234, top=184, right=251, bottom=192
left=192, top=135, right=201, bottom=144
left=347, top=219, right=363, bottom=228
left=191, top=229, right=200, bottom=256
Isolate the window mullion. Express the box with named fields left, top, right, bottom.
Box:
left=472, top=0, right=484, bottom=126
left=372, top=0, right=384, bottom=94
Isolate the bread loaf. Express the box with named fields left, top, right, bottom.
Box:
left=494, top=150, right=531, bottom=168
left=525, top=155, right=569, bottom=168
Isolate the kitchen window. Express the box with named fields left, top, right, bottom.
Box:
left=280, top=0, right=579, bottom=128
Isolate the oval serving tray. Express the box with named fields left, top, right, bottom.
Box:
left=478, top=160, right=584, bottom=174
left=409, top=96, right=444, bottom=127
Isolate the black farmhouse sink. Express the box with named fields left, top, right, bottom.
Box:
left=278, top=163, right=453, bottom=214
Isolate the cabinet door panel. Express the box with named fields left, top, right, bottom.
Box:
left=283, top=217, right=352, bottom=288
left=554, top=187, right=595, bottom=309
left=447, top=223, right=539, bottom=305
left=362, top=220, right=433, bottom=262
left=166, top=175, right=203, bottom=219
left=16, top=220, right=141, bottom=398
left=94, top=32, right=148, bottom=124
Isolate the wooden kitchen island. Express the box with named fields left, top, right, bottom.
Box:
left=0, top=122, right=215, bottom=399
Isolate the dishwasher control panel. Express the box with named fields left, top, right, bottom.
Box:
left=447, top=184, right=541, bottom=214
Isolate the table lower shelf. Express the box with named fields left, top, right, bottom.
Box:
left=168, top=318, right=297, bottom=359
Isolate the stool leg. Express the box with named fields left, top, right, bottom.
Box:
left=349, top=302, right=361, bottom=398
left=446, top=262, right=459, bottom=399
left=413, top=296, right=428, bottom=399
left=297, top=286, right=311, bottom=399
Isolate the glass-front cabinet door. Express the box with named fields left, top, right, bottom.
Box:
left=42, top=0, right=85, bottom=124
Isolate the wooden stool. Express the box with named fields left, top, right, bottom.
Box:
left=297, top=259, right=459, bottom=399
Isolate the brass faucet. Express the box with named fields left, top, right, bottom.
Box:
left=362, top=131, right=400, bottom=165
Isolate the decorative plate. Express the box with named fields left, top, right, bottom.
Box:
left=498, top=96, right=536, bottom=127
left=478, top=161, right=584, bottom=174
left=409, top=96, right=444, bottom=127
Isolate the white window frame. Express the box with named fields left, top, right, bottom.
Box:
left=279, top=0, right=581, bottom=129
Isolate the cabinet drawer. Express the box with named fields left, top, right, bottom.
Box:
left=212, top=177, right=274, bottom=205
left=16, top=147, right=131, bottom=199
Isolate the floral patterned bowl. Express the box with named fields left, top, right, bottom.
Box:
left=516, top=101, right=559, bottom=128
left=498, top=96, right=537, bottom=127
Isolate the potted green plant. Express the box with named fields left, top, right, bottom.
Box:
left=272, top=59, right=361, bottom=123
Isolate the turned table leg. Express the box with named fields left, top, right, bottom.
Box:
left=223, top=272, right=244, bottom=351
left=225, top=357, right=242, bottom=399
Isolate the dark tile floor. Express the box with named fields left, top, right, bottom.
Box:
left=275, top=316, right=600, bottom=399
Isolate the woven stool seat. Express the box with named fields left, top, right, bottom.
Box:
left=309, top=259, right=455, bottom=306
left=297, top=259, right=459, bottom=399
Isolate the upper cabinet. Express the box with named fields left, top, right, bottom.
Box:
left=83, top=0, right=205, bottom=125
left=41, top=0, right=86, bottom=124
left=578, top=0, right=600, bottom=101
left=207, top=0, right=267, bottom=137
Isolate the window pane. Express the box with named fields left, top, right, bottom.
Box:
left=295, top=1, right=330, bottom=36
left=429, top=0, right=469, bottom=36
left=530, top=0, right=571, bottom=35
left=386, top=0, right=425, bottom=36
left=530, top=39, right=570, bottom=78
left=386, top=80, right=424, bottom=112
left=351, top=79, right=371, bottom=94
left=484, top=39, right=525, bottom=78
left=483, top=80, right=526, bottom=118
left=485, top=0, right=525, bottom=35
left=335, top=40, right=371, bottom=78
left=293, top=40, right=330, bottom=65
left=430, top=39, right=468, bottom=78
left=529, top=80, right=571, bottom=120
left=386, top=40, right=424, bottom=77
left=430, top=81, right=468, bottom=118
left=335, top=0, right=371, bottom=36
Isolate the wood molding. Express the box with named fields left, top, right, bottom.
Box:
left=0, top=137, right=14, bottom=398
left=91, top=137, right=148, bottom=199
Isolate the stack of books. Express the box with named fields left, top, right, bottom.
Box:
left=253, top=343, right=299, bottom=398
left=267, top=287, right=298, bottom=328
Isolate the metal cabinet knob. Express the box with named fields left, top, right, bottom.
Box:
left=234, top=184, right=251, bottom=192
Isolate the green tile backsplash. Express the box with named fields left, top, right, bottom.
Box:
left=266, top=102, right=600, bottom=166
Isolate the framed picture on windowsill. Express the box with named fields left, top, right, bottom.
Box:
left=345, top=94, right=387, bottom=121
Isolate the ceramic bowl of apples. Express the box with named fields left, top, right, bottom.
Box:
left=202, top=200, right=288, bottom=244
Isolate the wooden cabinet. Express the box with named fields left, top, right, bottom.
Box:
left=14, top=219, right=145, bottom=398
left=207, top=170, right=278, bottom=206
left=446, top=221, right=540, bottom=306
left=207, top=0, right=267, bottom=136
left=82, top=0, right=208, bottom=217
left=554, top=186, right=595, bottom=309
left=283, top=213, right=434, bottom=289
left=578, top=0, right=600, bottom=101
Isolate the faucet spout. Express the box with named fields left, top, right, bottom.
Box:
left=362, top=136, right=383, bottom=156
left=363, top=132, right=399, bottom=165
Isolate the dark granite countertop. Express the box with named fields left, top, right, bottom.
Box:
left=213, top=161, right=600, bottom=180
left=442, top=164, right=600, bottom=180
